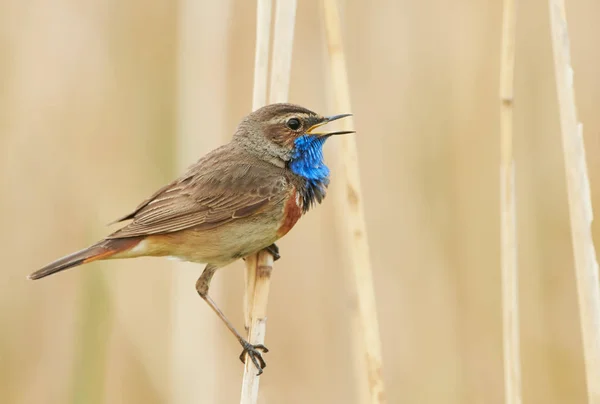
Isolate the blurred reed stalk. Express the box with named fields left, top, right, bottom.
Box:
left=322, top=1, right=386, bottom=403
left=499, top=0, right=522, bottom=403
left=173, top=1, right=232, bottom=403
left=548, top=1, right=600, bottom=402
left=71, top=268, right=111, bottom=404
left=240, top=0, right=296, bottom=402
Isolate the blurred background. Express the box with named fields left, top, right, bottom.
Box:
left=2, top=0, right=600, bottom=403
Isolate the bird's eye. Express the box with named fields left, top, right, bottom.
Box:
left=286, top=118, right=301, bottom=131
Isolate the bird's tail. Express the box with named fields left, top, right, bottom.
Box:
left=28, top=237, right=142, bottom=280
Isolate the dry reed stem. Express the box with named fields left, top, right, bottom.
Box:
left=322, top=1, right=386, bottom=403
left=241, top=0, right=273, bottom=401
left=241, top=1, right=296, bottom=403
left=548, top=1, right=600, bottom=402
left=268, top=0, right=297, bottom=104
left=241, top=253, right=274, bottom=403
left=499, top=0, right=522, bottom=403
left=244, top=0, right=273, bottom=337
left=250, top=0, right=272, bottom=113
left=173, top=2, right=232, bottom=402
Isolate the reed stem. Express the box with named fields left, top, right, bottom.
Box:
left=548, top=1, right=600, bottom=402
left=241, top=1, right=296, bottom=403
left=322, top=1, right=386, bottom=402
left=499, top=1, right=522, bottom=403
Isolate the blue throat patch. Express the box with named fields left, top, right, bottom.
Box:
left=289, top=135, right=330, bottom=211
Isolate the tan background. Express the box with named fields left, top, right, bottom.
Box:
left=2, top=0, right=600, bottom=403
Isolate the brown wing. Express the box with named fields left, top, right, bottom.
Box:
left=107, top=147, right=288, bottom=239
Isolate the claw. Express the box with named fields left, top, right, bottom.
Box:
left=239, top=341, right=269, bottom=375
left=265, top=244, right=280, bottom=261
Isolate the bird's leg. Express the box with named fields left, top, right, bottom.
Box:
left=264, top=243, right=281, bottom=261
left=196, top=264, right=269, bottom=374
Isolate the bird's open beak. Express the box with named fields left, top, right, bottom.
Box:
left=306, top=113, right=355, bottom=137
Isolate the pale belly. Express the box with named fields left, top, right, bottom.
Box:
left=125, top=210, right=285, bottom=267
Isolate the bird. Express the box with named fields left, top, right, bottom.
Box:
left=28, top=103, right=354, bottom=375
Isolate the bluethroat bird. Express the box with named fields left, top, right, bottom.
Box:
left=29, top=103, right=353, bottom=374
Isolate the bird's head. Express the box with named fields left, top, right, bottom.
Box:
left=234, top=103, right=354, bottom=179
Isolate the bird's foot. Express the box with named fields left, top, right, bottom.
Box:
left=239, top=340, right=269, bottom=375
left=265, top=243, right=280, bottom=261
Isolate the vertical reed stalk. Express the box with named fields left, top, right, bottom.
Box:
left=499, top=1, right=522, bottom=403
left=244, top=0, right=273, bottom=339
left=268, top=0, right=297, bottom=104
left=322, top=1, right=386, bottom=403
left=71, top=268, right=111, bottom=404
left=241, top=1, right=296, bottom=403
left=548, top=1, right=600, bottom=402
left=250, top=0, right=272, bottom=113
left=173, top=1, right=232, bottom=403
left=241, top=252, right=274, bottom=403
